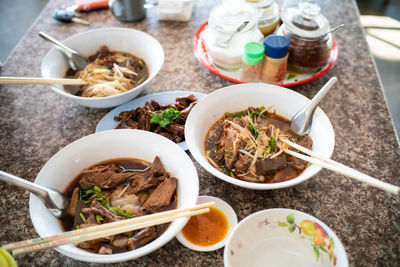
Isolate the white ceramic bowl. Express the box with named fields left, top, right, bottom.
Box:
left=176, top=195, right=238, bottom=251
left=224, top=209, right=348, bottom=267
left=41, top=27, right=164, bottom=108
left=185, top=83, right=335, bottom=190
left=29, top=129, right=199, bottom=263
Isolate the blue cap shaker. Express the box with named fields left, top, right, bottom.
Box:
left=263, top=35, right=291, bottom=59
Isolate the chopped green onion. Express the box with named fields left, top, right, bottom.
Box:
left=223, top=167, right=230, bottom=176
left=76, top=225, right=80, bottom=229
left=138, top=60, right=144, bottom=67
left=249, top=122, right=258, bottom=137
left=98, top=66, right=109, bottom=70
left=266, top=146, right=271, bottom=154
left=306, top=163, right=312, bottom=168
left=79, top=213, right=87, bottom=224
left=250, top=111, right=267, bottom=120
left=93, top=186, right=101, bottom=193
left=122, top=51, right=130, bottom=55
left=206, top=150, right=211, bottom=158
left=225, top=111, right=245, bottom=118
left=223, top=167, right=235, bottom=178
left=269, top=136, right=276, bottom=151
left=128, top=233, right=134, bottom=238
left=287, top=73, right=296, bottom=80
left=108, top=206, right=132, bottom=219
left=96, top=214, right=104, bottom=224
left=125, top=209, right=132, bottom=219
left=136, top=76, right=146, bottom=85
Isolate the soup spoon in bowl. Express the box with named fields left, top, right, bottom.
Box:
left=290, top=77, right=337, bottom=136
left=0, top=170, right=69, bottom=218
left=38, top=31, right=88, bottom=71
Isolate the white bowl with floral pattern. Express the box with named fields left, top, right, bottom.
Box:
left=224, top=209, right=348, bottom=267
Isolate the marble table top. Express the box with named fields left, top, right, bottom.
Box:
left=0, top=0, right=399, bottom=266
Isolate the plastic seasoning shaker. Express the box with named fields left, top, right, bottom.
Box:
left=261, top=35, right=290, bottom=84
left=241, top=42, right=265, bottom=82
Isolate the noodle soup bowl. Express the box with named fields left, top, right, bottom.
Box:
left=29, top=129, right=199, bottom=263
left=41, top=27, right=164, bottom=108
left=185, top=83, right=335, bottom=190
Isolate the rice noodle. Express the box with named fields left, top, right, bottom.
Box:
left=78, top=61, right=137, bottom=97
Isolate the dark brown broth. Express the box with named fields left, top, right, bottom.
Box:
left=64, top=49, right=149, bottom=96
left=59, top=158, right=177, bottom=253
left=205, top=108, right=312, bottom=183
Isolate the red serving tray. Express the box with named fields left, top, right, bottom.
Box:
left=193, top=21, right=338, bottom=87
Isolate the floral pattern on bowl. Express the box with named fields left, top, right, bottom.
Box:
left=224, top=209, right=348, bottom=267
left=277, top=213, right=336, bottom=265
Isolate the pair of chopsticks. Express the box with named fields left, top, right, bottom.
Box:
left=282, top=139, right=399, bottom=195
left=2, top=202, right=214, bottom=256
left=0, top=77, right=87, bottom=85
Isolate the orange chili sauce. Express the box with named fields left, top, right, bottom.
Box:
left=181, top=207, right=229, bottom=246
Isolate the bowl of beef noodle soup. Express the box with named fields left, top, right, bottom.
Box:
left=29, top=129, right=198, bottom=263
left=41, top=27, right=164, bottom=108
left=185, top=83, right=335, bottom=190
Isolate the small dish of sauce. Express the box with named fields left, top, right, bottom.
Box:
left=176, top=196, right=238, bottom=251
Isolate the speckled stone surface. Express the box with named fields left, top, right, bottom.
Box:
left=0, top=0, right=399, bottom=266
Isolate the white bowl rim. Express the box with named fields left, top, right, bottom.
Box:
left=175, top=195, right=238, bottom=251
left=185, top=83, right=335, bottom=190
left=40, top=27, right=164, bottom=102
left=223, top=208, right=349, bottom=267
left=29, top=129, right=199, bottom=263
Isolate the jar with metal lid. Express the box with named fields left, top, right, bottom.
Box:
left=202, top=0, right=263, bottom=70
left=246, top=0, right=280, bottom=37
left=277, top=0, right=332, bottom=73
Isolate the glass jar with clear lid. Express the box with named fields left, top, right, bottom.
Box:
left=246, top=0, right=280, bottom=36
left=277, top=0, right=332, bottom=73
left=202, top=0, right=263, bottom=70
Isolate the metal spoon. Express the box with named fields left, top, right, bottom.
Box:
left=0, top=170, right=70, bottom=218
left=119, top=165, right=151, bottom=172
left=330, top=24, right=345, bottom=33
left=290, top=77, right=337, bottom=135
left=218, top=21, right=250, bottom=48
left=38, top=31, right=88, bottom=71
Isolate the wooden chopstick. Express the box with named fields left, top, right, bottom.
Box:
left=0, top=77, right=87, bottom=85
left=3, top=202, right=214, bottom=253
left=11, top=208, right=210, bottom=256
left=282, top=139, right=399, bottom=194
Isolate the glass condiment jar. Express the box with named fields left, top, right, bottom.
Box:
left=277, top=0, right=332, bottom=73
left=246, top=0, right=280, bottom=37
left=202, top=0, right=263, bottom=70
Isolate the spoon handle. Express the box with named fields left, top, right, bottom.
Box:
left=0, top=170, right=50, bottom=199
left=38, top=31, right=74, bottom=56
left=305, top=77, right=337, bottom=113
